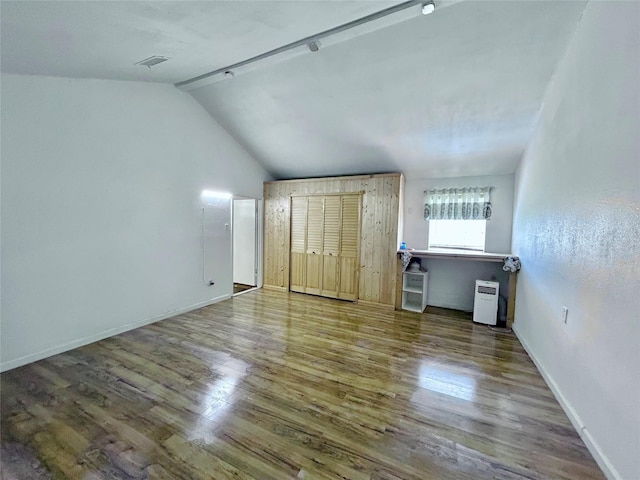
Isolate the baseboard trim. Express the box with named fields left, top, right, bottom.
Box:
left=513, top=325, right=621, bottom=480
left=262, top=284, right=288, bottom=292
left=0, top=294, right=231, bottom=373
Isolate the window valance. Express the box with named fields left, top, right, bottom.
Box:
left=424, top=187, right=493, bottom=220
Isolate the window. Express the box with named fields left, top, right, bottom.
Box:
left=428, top=219, right=486, bottom=251
left=423, top=186, right=492, bottom=251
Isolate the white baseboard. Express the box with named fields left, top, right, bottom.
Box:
left=0, top=294, right=231, bottom=373
left=513, top=325, right=621, bottom=480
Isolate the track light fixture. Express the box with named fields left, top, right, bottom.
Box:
left=177, top=0, right=435, bottom=90
left=422, top=1, right=435, bottom=15
left=307, top=40, right=320, bottom=53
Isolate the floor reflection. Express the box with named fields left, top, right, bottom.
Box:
left=187, top=357, right=249, bottom=443
left=417, top=362, right=477, bottom=401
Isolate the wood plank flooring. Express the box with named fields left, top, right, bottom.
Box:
left=1, top=289, right=604, bottom=480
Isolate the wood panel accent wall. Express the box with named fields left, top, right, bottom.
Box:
left=264, top=173, right=404, bottom=307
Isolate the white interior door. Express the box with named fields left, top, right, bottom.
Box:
left=233, top=198, right=257, bottom=286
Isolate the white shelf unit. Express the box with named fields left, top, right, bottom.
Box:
left=402, top=271, right=428, bottom=313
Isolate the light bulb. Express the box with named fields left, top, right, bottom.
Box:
left=422, top=2, right=435, bottom=15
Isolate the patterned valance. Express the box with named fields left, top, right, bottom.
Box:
left=424, top=187, right=493, bottom=220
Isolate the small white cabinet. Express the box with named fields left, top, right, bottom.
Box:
left=402, top=271, right=428, bottom=313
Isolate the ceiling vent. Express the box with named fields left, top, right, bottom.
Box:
left=134, top=56, right=170, bottom=68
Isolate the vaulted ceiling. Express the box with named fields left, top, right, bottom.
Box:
left=1, top=0, right=587, bottom=179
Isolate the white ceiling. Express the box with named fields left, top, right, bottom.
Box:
left=1, top=1, right=587, bottom=180
left=0, top=0, right=398, bottom=83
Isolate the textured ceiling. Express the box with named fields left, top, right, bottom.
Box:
left=0, top=0, right=398, bottom=83
left=1, top=1, right=587, bottom=179
left=189, top=1, right=587, bottom=179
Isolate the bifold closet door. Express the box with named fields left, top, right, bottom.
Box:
left=320, top=196, right=340, bottom=298
left=289, top=193, right=361, bottom=300
left=305, top=196, right=324, bottom=295
left=337, top=195, right=360, bottom=301
left=290, top=196, right=307, bottom=294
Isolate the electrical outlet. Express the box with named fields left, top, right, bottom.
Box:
left=562, top=306, right=569, bottom=324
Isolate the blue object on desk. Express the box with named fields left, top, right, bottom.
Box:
left=400, top=242, right=407, bottom=250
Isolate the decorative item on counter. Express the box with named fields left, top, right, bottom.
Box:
left=502, top=256, right=521, bottom=272
left=400, top=241, right=407, bottom=250
left=400, top=250, right=412, bottom=271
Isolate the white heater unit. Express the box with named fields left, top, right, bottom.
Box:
left=473, top=280, right=499, bottom=325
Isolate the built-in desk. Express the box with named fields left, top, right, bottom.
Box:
left=395, top=249, right=520, bottom=328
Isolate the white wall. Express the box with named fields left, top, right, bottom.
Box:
left=202, top=194, right=233, bottom=291
left=0, top=74, right=272, bottom=371
left=403, top=174, right=514, bottom=311
left=511, top=3, right=639, bottom=479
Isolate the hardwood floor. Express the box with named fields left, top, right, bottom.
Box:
left=233, top=283, right=255, bottom=295
left=1, top=289, right=604, bottom=480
